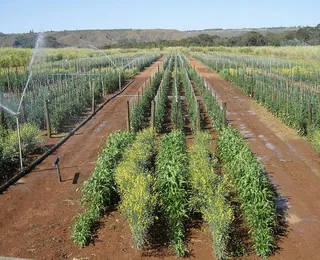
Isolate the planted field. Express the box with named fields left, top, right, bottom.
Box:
left=66, top=53, right=280, bottom=259
left=1, top=50, right=320, bottom=260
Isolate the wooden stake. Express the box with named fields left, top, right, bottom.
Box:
left=56, top=163, right=62, bottom=182
left=20, top=101, right=27, bottom=123
left=0, top=92, right=4, bottom=127
left=175, top=101, right=178, bottom=129
left=308, top=104, right=313, bottom=130
left=222, top=102, right=227, bottom=128
left=43, top=91, right=51, bottom=138
left=127, top=101, right=131, bottom=132
left=197, top=101, right=201, bottom=132
left=92, top=82, right=95, bottom=114
left=151, top=100, right=155, bottom=130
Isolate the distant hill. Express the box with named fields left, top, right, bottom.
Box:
left=184, top=27, right=298, bottom=38
left=0, top=27, right=299, bottom=48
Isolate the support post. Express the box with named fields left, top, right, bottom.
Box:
left=0, top=92, right=4, bottom=127
left=127, top=101, right=131, bottom=132
left=16, top=116, right=23, bottom=170
left=56, top=164, right=62, bottom=182
left=151, top=100, right=155, bottom=130
left=43, top=91, right=51, bottom=138
left=118, top=70, right=122, bottom=91
left=197, top=101, right=201, bottom=132
left=20, top=101, right=27, bottom=123
left=92, top=81, right=95, bottom=114
left=222, top=102, right=227, bottom=128
left=308, top=104, right=313, bottom=131
left=251, top=76, right=254, bottom=98
left=175, top=101, right=178, bottom=130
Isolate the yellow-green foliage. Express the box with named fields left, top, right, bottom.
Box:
left=0, top=123, right=42, bottom=160
left=186, top=46, right=320, bottom=65
left=188, top=132, right=234, bottom=260
left=115, top=128, right=156, bottom=247
left=310, top=130, right=320, bottom=153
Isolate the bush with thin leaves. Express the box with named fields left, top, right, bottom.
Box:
left=156, top=130, right=188, bottom=257
left=217, top=126, right=277, bottom=257
left=188, top=131, right=234, bottom=260
left=115, top=128, right=156, bottom=247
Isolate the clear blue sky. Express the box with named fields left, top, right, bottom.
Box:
left=1, top=0, right=319, bottom=33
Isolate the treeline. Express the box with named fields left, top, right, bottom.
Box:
left=104, top=25, right=320, bottom=49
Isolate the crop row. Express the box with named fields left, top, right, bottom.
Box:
left=188, top=67, right=278, bottom=257
left=196, top=53, right=320, bottom=150
left=1, top=54, right=160, bottom=132
left=72, top=130, right=134, bottom=247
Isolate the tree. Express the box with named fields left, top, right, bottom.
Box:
left=240, top=31, right=268, bottom=46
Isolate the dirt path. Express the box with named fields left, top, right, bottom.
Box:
left=189, top=57, right=320, bottom=260
left=0, top=59, right=169, bottom=259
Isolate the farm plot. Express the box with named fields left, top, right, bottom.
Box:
left=69, top=53, right=280, bottom=259
left=1, top=52, right=320, bottom=260
left=0, top=52, right=160, bottom=184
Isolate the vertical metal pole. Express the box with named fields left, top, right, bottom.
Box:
left=56, top=164, right=62, bottom=182
left=222, top=102, right=227, bottom=128
left=92, top=81, right=95, bottom=114
left=197, top=101, right=201, bottom=132
left=308, top=104, right=313, bottom=131
left=43, top=91, right=51, bottom=138
left=16, top=116, right=23, bottom=170
left=151, top=100, right=155, bottom=130
left=175, top=101, right=178, bottom=130
left=118, top=70, right=121, bottom=91
left=0, top=92, right=4, bottom=127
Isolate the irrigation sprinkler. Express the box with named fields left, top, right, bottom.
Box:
left=89, top=45, right=123, bottom=91
left=52, top=156, right=62, bottom=182
left=0, top=103, right=23, bottom=170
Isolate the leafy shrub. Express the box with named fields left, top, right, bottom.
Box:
left=115, top=128, right=156, bottom=247
left=188, top=131, right=234, bottom=260
left=156, top=130, right=188, bottom=257
left=217, top=126, right=277, bottom=257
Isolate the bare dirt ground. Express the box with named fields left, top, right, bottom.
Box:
left=189, top=57, right=320, bottom=260
left=0, top=58, right=213, bottom=260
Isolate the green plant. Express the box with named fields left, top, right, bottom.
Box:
left=170, top=68, right=184, bottom=131
left=181, top=69, right=198, bottom=132
left=188, top=131, right=234, bottom=259
left=156, top=130, right=188, bottom=257
left=115, top=128, right=156, bottom=247
left=217, top=126, right=277, bottom=257
left=131, top=72, right=163, bottom=132
left=71, top=130, right=134, bottom=247
left=155, top=65, right=172, bottom=132
left=188, top=68, right=223, bottom=131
